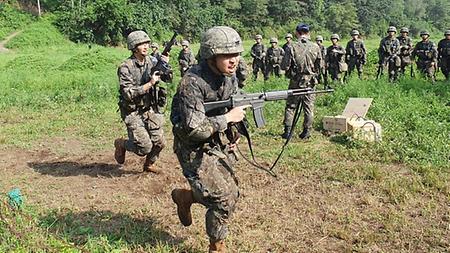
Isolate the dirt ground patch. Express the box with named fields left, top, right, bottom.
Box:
left=0, top=138, right=448, bottom=252
left=0, top=31, right=21, bottom=52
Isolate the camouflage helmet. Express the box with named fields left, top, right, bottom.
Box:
left=315, top=35, right=323, bottom=42
left=127, top=31, right=150, bottom=50
left=270, top=37, right=278, bottom=43
left=351, top=30, right=360, bottom=36
left=150, top=42, right=159, bottom=48
left=420, top=30, right=430, bottom=36
left=387, top=26, right=397, bottom=33
left=255, top=34, right=262, bottom=40
left=200, top=26, right=244, bottom=60
left=285, top=33, right=293, bottom=39
left=400, top=27, right=409, bottom=33
left=181, top=40, right=190, bottom=47
left=444, top=30, right=450, bottom=36
left=330, top=34, right=340, bottom=40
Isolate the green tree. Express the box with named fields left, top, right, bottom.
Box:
left=325, top=1, right=359, bottom=37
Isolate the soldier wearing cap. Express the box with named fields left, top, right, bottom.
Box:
left=413, top=31, right=438, bottom=82
left=345, top=29, right=366, bottom=80
left=437, top=30, right=450, bottom=80
left=150, top=42, right=161, bottom=59
left=114, top=31, right=171, bottom=173
left=326, top=34, right=347, bottom=83
left=315, top=36, right=327, bottom=86
left=170, top=26, right=246, bottom=253
left=264, top=37, right=285, bottom=80
left=378, top=26, right=401, bottom=81
left=397, top=27, right=414, bottom=75
left=251, top=34, right=266, bottom=80
left=280, top=23, right=322, bottom=139
left=178, top=40, right=196, bottom=77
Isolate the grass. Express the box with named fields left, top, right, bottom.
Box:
left=1, top=17, right=449, bottom=252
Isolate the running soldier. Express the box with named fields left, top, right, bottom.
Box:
left=378, top=26, right=401, bottom=81
left=114, top=31, right=170, bottom=173
left=178, top=40, right=196, bottom=77
left=412, top=31, right=438, bottom=82
left=265, top=37, right=285, bottom=80
left=170, top=26, right=246, bottom=253
left=345, top=30, right=366, bottom=81
left=438, top=30, right=450, bottom=80
left=315, top=36, right=327, bottom=87
left=326, top=34, right=346, bottom=83
left=280, top=23, right=322, bottom=139
left=251, top=34, right=266, bottom=80
left=397, top=27, right=414, bottom=76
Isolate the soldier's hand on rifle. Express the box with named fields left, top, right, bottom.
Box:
left=144, top=71, right=161, bottom=91
left=160, top=55, right=169, bottom=63
left=225, top=105, right=251, bottom=123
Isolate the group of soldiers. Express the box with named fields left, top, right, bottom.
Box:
left=113, top=23, right=449, bottom=252
left=250, top=27, right=450, bottom=84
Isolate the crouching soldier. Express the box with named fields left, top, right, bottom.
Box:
left=114, top=31, right=170, bottom=173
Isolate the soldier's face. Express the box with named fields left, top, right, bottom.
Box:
left=352, top=35, right=358, bottom=40
left=256, top=38, right=261, bottom=43
left=388, top=31, right=395, bottom=37
left=401, top=32, right=408, bottom=37
left=331, top=39, right=338, bottom=45
left=135, top=42, right=149, bottom=56
left=286, top=38, right=291, bottom=42
left=214, top=53, right=240, bottom=75
left=271, top=42, right=277, bottom=47
left=151, top=46, right=157, bottom=52
left=316, top=40, right=322, bottom=45
left=421, top=35, right=429, bottom=40
left=445, top=35, right=450, bottom=39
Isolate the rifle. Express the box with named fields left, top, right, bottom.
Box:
left=204, top=88, right=334, bottom=128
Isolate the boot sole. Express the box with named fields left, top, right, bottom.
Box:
left=171, top=190, right=192, bottom=227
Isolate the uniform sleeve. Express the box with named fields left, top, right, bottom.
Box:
left=432, top=43, right=438, bottom=62
left=117, top=64, right=146, bottom=101
left=177, top=76, right=228, bottom=142
left=345, top=42, right=351, bottom=57
left=250, top=45, right=256, bottom=58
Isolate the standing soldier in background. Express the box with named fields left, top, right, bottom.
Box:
left=170, top=26, right=246, bottom=253
left=326, top=34, right=346, bottom=83
left=437, top=30, right=450, bottom=80
left=397, top=27, right=414, bottom=76
left=264, top=37, right=285, bottom=80
left=283, top=33, right=294, bottom=78
left=315, top=36, right=327, bottom=87
left=280, top=23, right=322, bottom=139
left=378, top=26, right=401, bottom=82
left=412, top=31, right=438, bottom=83
left=178, top=40, right=196, bottom=77
left=251, top=34, right=266, bottom=80
left=150, top=42, right=161, bottom=59
left=114, top=31, right=170, bottom=173
left=236, top=56, right=248, bottom=87
left=345, top=29, right=366, bottom=81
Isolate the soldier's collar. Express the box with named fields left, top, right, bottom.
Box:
left=131, top=55, right=147, bottom=67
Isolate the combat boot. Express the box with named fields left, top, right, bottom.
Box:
left=143, top=155, right=161, bottom=174
left=299, top=129, right=311, bottom=140
left=281, top=126, right=291, bottom=139
left=114, top=138, right=126, bottom=164
left=171, top=189, right=194, bottom=226
left=209, top=239, right=226, bottom=253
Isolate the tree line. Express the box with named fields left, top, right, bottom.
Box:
left=6, top=0, right=450, bottom=46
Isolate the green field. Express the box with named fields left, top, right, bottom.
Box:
left=1, top=18, right=449, bottom=253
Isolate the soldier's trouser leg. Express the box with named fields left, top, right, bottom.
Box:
left=178, top=149, right=239, bottom=242
left=443, top=59, right=450, bottom=80
left=252, top=60, right=259, bottom=80
left=283, top=80, right=302, bottom=127
left=426, top=64, right=436, bottom=82
left=301, top=93, right=316, bottom=131
left=124, top=112, right=165, bottom=162
left=264, top=65, right=272, bottom=80
left=274, top=65, right=281, bottom=77
left=347, top=60, right=356, bottom=80
left=356, top=61, right=363, bottom=79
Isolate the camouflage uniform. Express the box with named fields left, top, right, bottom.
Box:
left=326, top=36, right=346, bottom=83
left=397, top=28, right=414, bottom=75
left=117, top=55, right=166, bottom=165
left=412, top=32, right=438, bottom=82
left=251, top=35, right=266, bottom=80
left=264, top=38, right=285, bottom=80
left=280, top=26, right=322, bottom=138
left=236, top=56, right=248, bottom=88
left=378, top=28, right=401, bottom=81
left=315, top=36, right=327, bottom=86
left=150, top=42, right=161, bottom=59
left=282, top=34, right=294, bottom=78
left=345, top=33, right=366, bottom=80
left=171, top=26, right=243, bottom=250
left=178, top=41, right=196, bottom=77
left=437, top=31, right=450, bottom=80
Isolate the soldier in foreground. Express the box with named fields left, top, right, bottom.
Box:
left=315, top=36, right=327, bottom=87
left=170, top=26, right=247, bottom=253
left=378, top=26, right=401, bottom=81
left=251, top=34, right=266, bottom=80
left=326, top=34, right=346, bottom=83
left=438, top=30, right=450, bottom=80
left=114, top=31, right=170, bottom=173
left=397, top=27, right=414, bottom=76
left=280, top=23, right=322, bottom=139
left=178, top=40, right=196, bottom=77
left=412, top=31, right=438, bottom=83
left=345, top=29, right=366, bottom=81
left=264, top=37, right=285, bottom=80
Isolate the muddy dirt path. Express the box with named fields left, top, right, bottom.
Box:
left=0, top=31, right=21, bottom=52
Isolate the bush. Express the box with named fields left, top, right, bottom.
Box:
left=0, top=3, right=34, bottom=40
